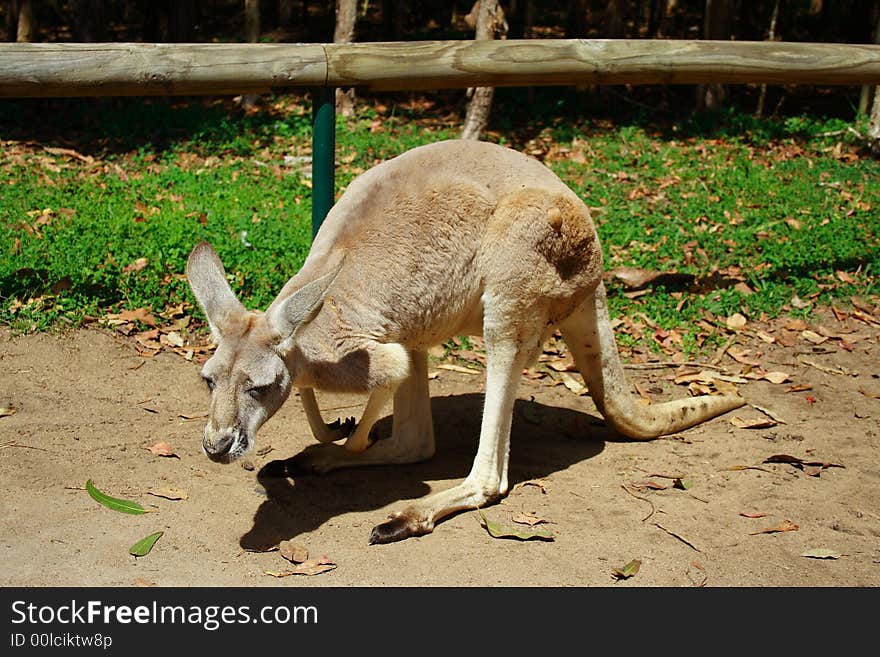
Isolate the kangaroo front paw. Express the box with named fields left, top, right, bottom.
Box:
left=325, top=416, right=356, bottom=442
left=283, top=444, right=349, bottom=475
left=369, top=508, right=432, bottom=545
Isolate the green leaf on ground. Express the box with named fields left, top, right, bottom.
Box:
left=86, top=479, right=151, bottom=515
left=477, top=511, right=554, bottom=541
left=522, top=397, right=544, bottom=425
left=129, top=531, right=163, bottom=557
left=612, top=559, right=642, bottom=580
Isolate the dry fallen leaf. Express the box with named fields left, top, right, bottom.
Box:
left=859, top=387, right=880, bottom=399
left=799, top=358, right=847, bottom=376
left=762, top=371, right=790, bottom=385
left=763, top=454, right=844, bottom=473
left=558, top=371, right=588, bottom=395
left=755, top=330, right=776, bottom=344
left=739, top=512, right=767, bottom=518
left=147, top=487, right=188, bottom=501
left=750, top=519, right=799, bottom=535
left=163, top=331, right=185, bottom=347
left=730, top=416, right=777, bottom=429
left=720, top=465, right=772, bottom=473
left=512, top=478, right=549, bottom=494
left=178, top=412, right=209, bottom=420
left=608, top=267, right=694, bottom=290
left=675, top=370, right=748, bottom=386
left=801, top=548, right=842, bottom=560
left=727, top=347, right=761, bottom=366
left=436, top=363, right=481, bottom=375
left=146, top=441, right=179, bottom=458
left=629, top=479, right=668, bottom=491
left=0, top=406, right=17, bottom=418
left=711, top=378, right=740, bottom=396
left=478, top=511, right=554, bottom=541
left=265, top=557, right=337, bottom=577
left=116, top=307, right=157, bottom=326
left=122, top=257, right=149, bottom=273
left=278, top=540, right=309, bottom=564
left=543, top=353, right=576, bottom=372
left=726, top=313, right=748, bottom=329
left=752, top=404, right=786, bottom=424
left=800, top=329, right=827, bottom=345
left=790, top=294, right=811, bottom=309
left=512, top=512, right=549, bottom=527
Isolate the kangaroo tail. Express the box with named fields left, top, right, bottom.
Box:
left=559, top=282, right=745, bottom=439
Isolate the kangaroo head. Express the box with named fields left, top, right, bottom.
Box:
left=185, top=242, right=336, bottom=463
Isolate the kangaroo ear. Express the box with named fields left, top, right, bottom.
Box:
left=186, top=242, right=246, bottom=341
left=268, top=265, right=342, bottom=341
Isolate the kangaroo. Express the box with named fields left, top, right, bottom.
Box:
left=186, top=139, right=745, bottom=544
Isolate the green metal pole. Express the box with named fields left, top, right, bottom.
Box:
left=311, top=86, right=336, bottom=239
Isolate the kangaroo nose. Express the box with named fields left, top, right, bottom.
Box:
left=204, top=432, right=235, bottom=462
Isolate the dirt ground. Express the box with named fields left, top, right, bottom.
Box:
left=1, top=314, right=879, bottom=588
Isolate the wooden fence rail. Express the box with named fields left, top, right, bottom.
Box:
left=2, top=39, right=880, bottom=98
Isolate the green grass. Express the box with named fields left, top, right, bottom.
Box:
left=1, top=94, right=878, bottom=349
left=544, top=117, right=879, bottom=326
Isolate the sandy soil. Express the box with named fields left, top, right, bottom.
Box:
left=1, top=317, right=878, bottom=588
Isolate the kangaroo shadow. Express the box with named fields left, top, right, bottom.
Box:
left=240, top=393, right=609, bottom=549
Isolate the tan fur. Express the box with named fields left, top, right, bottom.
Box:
left=186, top=139, right=745, bottom=543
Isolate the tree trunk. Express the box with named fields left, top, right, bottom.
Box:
left=382, top=0, right=405, bottom=40
left=141, top=0, right=162, bottom=42
left=505, top=0, right=534, bottom=39
left=648, top=0, right=667, bottom=37
left=756, top=0, right=781, bottom=117
left=72, top=0, right=105, bottom=42
left=245, top=0, right=260, bottom=43
left=566, top=0, right=589, bottom=38
left=605, top=0, right=627, bottom=38
left=279, top=0, right=294, bottom=26
left=523, top=0, right=534, bottom=37
left=241, top=0, right=260, bottom=108
left=858, top=1, right=880, bottom=116
left=7, top=0, right=19, bottom=42
left=697, top=0, right=734, bottom=112
left=334, top=0, right=357, bottom=116
left=869, top=85, right=880, bottom=152
left=461, top=0, right=508, bottom=141
left=169, top=0, right=198, bottom=42
left=333, top=0, right=357, bottom=47
left=15, top=0, right=35, bottom=42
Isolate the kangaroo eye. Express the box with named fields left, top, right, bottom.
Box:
left=201, top=375, right=215, bottom=392
left=247, top=384, right=271, bottom=399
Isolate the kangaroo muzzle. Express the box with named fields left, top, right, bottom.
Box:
left=203, top=428, right=242, bottom=463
